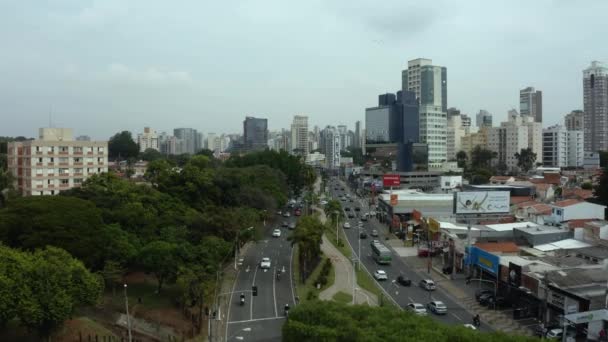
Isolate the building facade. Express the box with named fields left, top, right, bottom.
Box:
left=447, top=114, right=467, bottom=161
left=137, top=127, right=159, bottom=152
left=460, top=128, right=488, bottom=158
left=476, top=109, right=493, bottom=128
left=322, top=126, right=341, bottom=169
left=542, top=125, right=584, bottom=168
left=520, top=86, right=543, bottom=122
left=290, top=115, right=309, bottom=155
left=173, top=128, right=198, bottom=154
left=583, top=61, right=608, bottom=152
left=7, top=128, right=108, bottom=196
left=564, top=110, right=584, bottom=131
left=488, top=114, right=528, bottom=172
left=354, top=121, right=361, bottom=149
left=243, top=116, right=268, bottom=151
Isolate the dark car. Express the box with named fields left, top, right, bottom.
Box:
left=282, top=221, right=289, bottom=228
left=344, top=207, right=351, bottom=211
left=348, top=213, right=355, bottom=218
left=341, top=188, right=345, bottom=191
left=478, top=293, right=494, bottom=306
left=354, top=207, right=361, bottom=211
left=487, top=296, right=508, bottom=308
left=474, top=289, right=493, bottom=301
left=359, top=231, right=367, bottom=239
left=396, top=275, right=411, bottom=286
left=349, top=199, right=354, bottom=202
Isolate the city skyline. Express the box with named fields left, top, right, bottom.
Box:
left=2, top=1, right=608, bottom=139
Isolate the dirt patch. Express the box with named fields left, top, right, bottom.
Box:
left=137, top=308, right=193, bottom=335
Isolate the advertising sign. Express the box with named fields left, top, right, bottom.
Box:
left=508, top=262, right=522, bottom=288
left=466, top=246, right=499, bottom=275
left=454, top=191, right=510, bottom=214
left=383, top=174, right=401, bottom=187
left=428, top=218, right=440, bottom=233
left=390, top=194, right=398, bottom=206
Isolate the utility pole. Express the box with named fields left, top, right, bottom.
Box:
left=124, top=284, right=132, bottom=342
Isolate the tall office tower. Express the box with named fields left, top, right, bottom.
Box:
left=206, top=133, right=217, bottom=151
left=564, top=110, right=585, bottom=131
left=476, top=109, right=493, bottom=128
left=542, top=125, right=584, bottom=168
left=158, top=132, right=178, bottom=155
left=354, top=121, right=362, bottom=148
left=402, top=58, right=447, bottom=168
left=173, top=128, right=198, bottom=154
left=520, top=87, right=543, bottom=122
left=7, top=128, right=108, bottom=196
left=583, top=61, right=608, bottom=152
left=137, top=127, right=159, bottom=152
left=243, top=116, right=268, bottom=151
left=196, top=132, right=204, bottom=152
left=322, top=126, right=341, bottom=169
left=337, top=125, right=348, bottom=151
left=290, top=115, right=309, bottom=155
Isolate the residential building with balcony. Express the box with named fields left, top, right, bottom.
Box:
left=7, top=128, right=108, bottom=196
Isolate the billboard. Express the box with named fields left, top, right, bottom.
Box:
left=383, top=174, right=401, bottom=187
left=428, top=218, right=440, bottom=233
left=390, top=194, right=398, bottom=206
left=454, top=191, right=510, bottom=214
left=466, top=246, right=499, bottom=275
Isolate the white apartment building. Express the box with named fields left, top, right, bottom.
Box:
left=488, top=113, right=528, bottom=172
left=322, top=126, right=341, bottom=169
left=291, top=115, right=309, bottom=155
left=522, top=115, right=543, bottom=163
left=7, top=128, right=108, bottom=196
left=137, top=127, right=159, bottom=152
left=447, top=114, right=466, bottom=161
left=542, top=125, right=584, bottom=168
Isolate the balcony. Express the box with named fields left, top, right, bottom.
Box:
left=36, top=163, right=43, bottom=166
left=58, top=173, right=70, bottom=177
left=47, top=151, right=55, bottom=155
left=59, top=183, right=69, bottom=188
left=58, top=151, right=68, bottom=155
left=87, top=162, right=94, bottom=166
left=74, top=162, right=83, bottom=166
left=74, top=173, right=83, bottom=176
left=59, top=162, right=69, bottom=166
left=47, top=163, right=54, bottom=167
left=35, top=151, right=42, bottom=155
left=87, top=151, right=94, bottom=155
left=73, top=151, right=83, bottom=155
left=47, top=173, right=55, bottom=177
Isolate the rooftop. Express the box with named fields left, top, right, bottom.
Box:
left=553, top=199, right=583, bottom=207
left=511, top=196, right=535, bottom=205
left=534, top=239, right=592, bottom=252
left=486, top=221, right=538, bottom=232
left=514, top=224, right=569, bottom=236
left=474, top=241, right=520, bottom=253
left=571, top=245, right=608, bottom=260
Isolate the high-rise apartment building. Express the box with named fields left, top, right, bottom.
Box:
left=137, top=127, right=159, bottom=152
left=290, top=115, right=309, bottom=155
left=158, top=132, right=178, bottom=155
left=460, top=128, right=488, bottom=158
left=476, top=110, right=493, bottom=128
left=520, top=87, right=543, bottom=122
left=488, top=112, right=536, bottom=172
left=583, top=61, right=608, bottom=151
left=354, top=121, right=362, bottom=149
left=322, top=126, right=341, bottom=169
left=542, top=125, right=584, bottom=168
left=243, top=116, right=268, bottom=151
left=206, top=133, right=217, bottom=152
left=402, top=58, right=447, bottom=168
left=564, top=110, right=584, bottom=131
left=447, top=115, right=467, bottom=161
left=173, top=128, right=198, bottom=154
left=7, top=128, right=108, bottom=196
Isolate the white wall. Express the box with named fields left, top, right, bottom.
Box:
left=562, top=202, right=606, bottom=221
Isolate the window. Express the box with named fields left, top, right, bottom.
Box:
left=98, top=147, right=105, bottom=153
left=73, top=147, right=83, bottom=153
left=59, top=168, right=69, bottom=174
left=38, top=157, right=43, bottom=163
left=74, top=157, right=81, bottom=163
left=74, top=168, right=83, bottom=174
left=50, top=190, right=55, bottom=195
left=74, top=178, right=83, bottom=184
left=60, top=179, right=69, bottom=185
left=97, top=168, right=102, bottom=172
left=59, top=157, right=68, bottom=164
left=59, top=146, right=68, bottom=152
left=36, top=146, right=41, bottom=152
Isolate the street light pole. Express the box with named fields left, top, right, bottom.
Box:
left=124, top=284, right=132, bottom=342
left=334, top=211, right=339, bottom=245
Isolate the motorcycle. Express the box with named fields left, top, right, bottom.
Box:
left=284, top=304, right=290, bottom=317
left=240, top=294, right=245, bottom=306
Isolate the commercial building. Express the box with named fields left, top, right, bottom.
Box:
left=137, top=127, right=159, bottom=152
left=7, top=128, right=108, bottom=196
left=520, top=86, right=543, bottom=122
left=243, top=116, right=268, bottom=151
left=565, top=110, right=584, bottom=131
left=476, top=109, right=493, bottom=128
left=583, top=61, right=608, bottom=152
left=542, top=125, right=584, bottom=168
left=290, top=115, right=309, bottom=156
left=548, top=199, right=606, bottom=223
left=173, top=127, right=199, bottom=154
left=322, top=126, right=341, bottom=169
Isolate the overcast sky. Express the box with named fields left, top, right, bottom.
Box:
left=2, top=0, right=608, bottom=140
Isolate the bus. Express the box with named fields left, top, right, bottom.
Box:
left=370, top=242, right=392, bottom=265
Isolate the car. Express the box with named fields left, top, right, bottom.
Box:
left=417, top=247, right=439, bottom=257
left=354, top=207, right=361, bottom=211
left=282, top=221, right=289, bottom=227
left=340, top=197, right=347, bottom=202
left=396, top=275, right=411, bottom=286
left=288, top=222, right=296, bottom=230
left=283, top=212, right=291, bottom=217
left=294, top=209, right=301, bottom=216
left=374, top=270, right=388, bottom=280
left=277, top=210, right=282, bottom=215
left=260, top=257, right=271, bottom=269
left=347, top=213, right=355, bottom=218
left=475, top=289, right=494, bottom=301
left=487, top=296, right=508, bottom=308
left=341, top=188, right=345, bottom=191
left=359, top=231, right=367, bottom=239
left=272, top=229, right=281, bottom=237
left=427, top=301, right=448, bottom=315
left=370, top=229, right=378, bottom=237
left=406, top=303, right=427, bottom=316
left=545, top=329, right=563, bottom=339
left=370, top=239, right=380, bottom=246
left=419, top=279, right=436, bottom=291
left=343, top=222, right=351, bottom=229
left=344, top=207, right=351, bottom=211
left=370, top=211, right=376, bottom=216
left=478, top=293, right=494, bottom=306
left=361, top=215, right=368, bottom=222
left=320, top=200, right=328, bottom=205
left=349, top=199, right=354, bottom=202
left=463, top=324, right=477, bottom=330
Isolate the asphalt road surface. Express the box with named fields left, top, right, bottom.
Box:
left=330, top=179, right=492, bottom=331
left=225, top=213, right=297, bottom=342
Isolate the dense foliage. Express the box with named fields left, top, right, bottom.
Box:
left=108, top=131, right=139, bottom=160
left=289, top=215, right=324, bottom=282
left=283, top=301, right=537, bottom=342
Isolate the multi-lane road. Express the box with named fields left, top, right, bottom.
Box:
left=225, top=214, right=297, bottom=341
left=329, top=179, right=490, bottom=331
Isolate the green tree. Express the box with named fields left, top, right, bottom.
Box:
left=288, top=216, right=324, bottom=281
left=17, top=246, right=103, bottom=341
left=139, top=241, right=181, bottom=293
left=0, top=244, right=29, bottom=327
left=99, top=260, right=125, bottom=297
left=108, top=131, right=139, bottom=161
left=140, top=148, right=163, bottom=161
left=581, top=182, right=593, bottom=190
left=456, top=150, right=468, bottom=169
left=471, top=146, right=496, bottom=170
left=324, top=199, right=343, bottom=224
left=514, top=147, right=537, bottom=173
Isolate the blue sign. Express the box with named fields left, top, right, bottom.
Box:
left=465, top=246, right=499, bottom=275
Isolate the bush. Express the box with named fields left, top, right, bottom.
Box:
left=581, top=182, right=593, bottom=190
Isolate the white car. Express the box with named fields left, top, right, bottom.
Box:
left=320, top=200, right=328, bottom=205
left=343, top=222, right=351, bottom=229
left=419, top=279, right=436, bottom=291
left=260, top=257, right=271, bottom=269
left=272, top=229, right=281, bottom=237
left=283, top=212, right=291, bottom=217
left=407, top=303, right=427, bottom=316
left=546, top=329, right=563, bottom=339
left=373, top=270, right=388, bottom=280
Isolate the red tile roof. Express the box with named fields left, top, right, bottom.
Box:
left=553, top=199, right=583, bottom=208
left=530, top=204, right=552, bottom=215
left=534, top=183, right=553, bottom=191
left=490, top=176, right=513, bottom=181
left=511, top=196, right=534, bottom=205
left=474, top=242, right=520, bottom=253
left=543, top=173, right=562, bottom=185
left=563, top=189, right=594, bottom=200
left=567, top=219, right=596, bottom=229
left=517, top=200, right=540, bottom=209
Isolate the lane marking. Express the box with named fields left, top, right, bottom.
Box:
left=451, top=313, right=462, bottom=321
left=225, top=269, right=240, bottom=342
left=272, top=266, right=278, bottom=318
left=227, top=316, right=286, bottom=325
left=289, top=243, right=296, bottom=305
left=408, top=296, right=414, bottom=303
left=251, top=263, right=259, bottom=321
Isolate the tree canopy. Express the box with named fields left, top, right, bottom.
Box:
left=108, top=131, right=139, bottom=160
left=515, top=148, right=537, bottom=173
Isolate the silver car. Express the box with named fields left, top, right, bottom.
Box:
left=427, top=301, right=447, bottom=315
